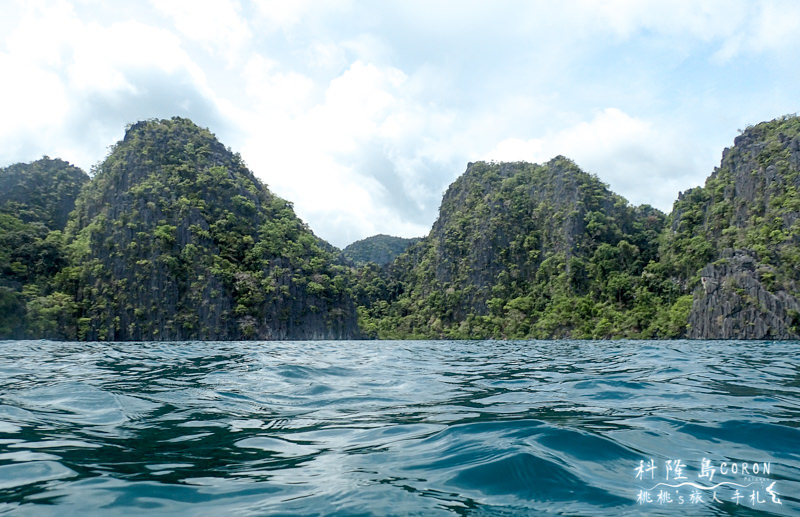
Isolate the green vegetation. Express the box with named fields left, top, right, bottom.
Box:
left=343, top=234, right=421, bottom=266
left=352, top=116, right=800, bottom=340
left=0, top=158, right=88, bottom=338
left=655, top=115, right=800, bottom=338
left=354, top=158, right=677, bottom=339
left=3, top=115, right=800, bottom=341
left=61, top=117, right=359, bottom=340
left=662, top=115, right=800, bottom=291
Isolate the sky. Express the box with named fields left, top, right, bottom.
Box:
left=2, top=1, right=800, bottom=248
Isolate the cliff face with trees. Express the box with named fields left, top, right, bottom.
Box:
left=355, top=115, right=800, bottom=340
left=2, top=115, right=800, bottom=341
left=662, top=115, right=800, bottom=338
left=62, top=118, right=360, bottom=340
left=355, top=158, right=673, bottom=339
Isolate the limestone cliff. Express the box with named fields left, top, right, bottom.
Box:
left=356, top=157, right=667, bottom=339
left=666, top=115, right=800, bottom=338
left=65, top=117, right=361, bottom=340
left=689, top=250, right=800, bottom=338
left=7, top=115, right=800, bottom=341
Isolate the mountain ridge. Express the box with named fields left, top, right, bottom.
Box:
left=3, top=115, right=800, bottom=340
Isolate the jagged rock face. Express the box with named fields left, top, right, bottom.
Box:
left=424, top=158, right=659, bottom=316
left=66, top=117, right=361, bottom=341
left=713, top=119, right=800, bottom=241
left=689, top=250, right=800, bottom=339
left=667, top=116, right=800, bottom=339
left=361, top=157, right=667, bottom=339
left=6, top=114, right=800, bottom=341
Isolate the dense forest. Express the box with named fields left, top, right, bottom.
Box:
left=2, top=115, right=800, bottom=340
left=0, top=158, right=89, bottom=338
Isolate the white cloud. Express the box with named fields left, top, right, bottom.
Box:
left=242, top=54, right=317, bottom=116
left=560, top=0, right=800, bottom=63
left=67, top=21, right=202, bottom=92
left=251, top=0, right=351, bottom=30
left=0, top=2, right=76, bottom=163
left=322, top=61, right=405, bottom=148
left=2, top=1, right=800, bottom=247
left=0, top=54, right=69, bottom=143
left=572, top=0, right=740, bottom=40
left=150, top=0, right=251, bottom=62
left=486, top=108, right=709, bottom=212
left=0, top=1, right=228, bottom=171
left=713, top=1, right=800, bottom=62
left=5, top=0, right=77, bottom=66
left=237, top=59, right=441, bottom=246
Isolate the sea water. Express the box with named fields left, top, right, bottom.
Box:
left=0, top=340, right=797, bottom=516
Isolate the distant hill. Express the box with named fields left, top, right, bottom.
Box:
left=343, top=234, right=421, bottom=266
left=357, top=116, right=800, bottom=339
left=0, top=157, right=88, bottom=229
left=0, top=157, right=89, bottom=338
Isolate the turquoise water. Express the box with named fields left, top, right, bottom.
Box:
left=0, top=340, right=797, bottom=516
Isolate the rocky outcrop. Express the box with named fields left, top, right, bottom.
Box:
left=66, top=117, right=362, bottom=341
left=357, top=157, right=668, bottom=338
left=688, top=249, right=800, bottom=339
left=661, top=115, right=800, bottom=339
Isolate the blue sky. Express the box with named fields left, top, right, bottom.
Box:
left=2, top=0, right=800, bottom=248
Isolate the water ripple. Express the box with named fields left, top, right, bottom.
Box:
left=0, top=339, right=798, bottom=515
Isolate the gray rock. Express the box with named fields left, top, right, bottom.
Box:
left=688, top=249, right=800, bottom=339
